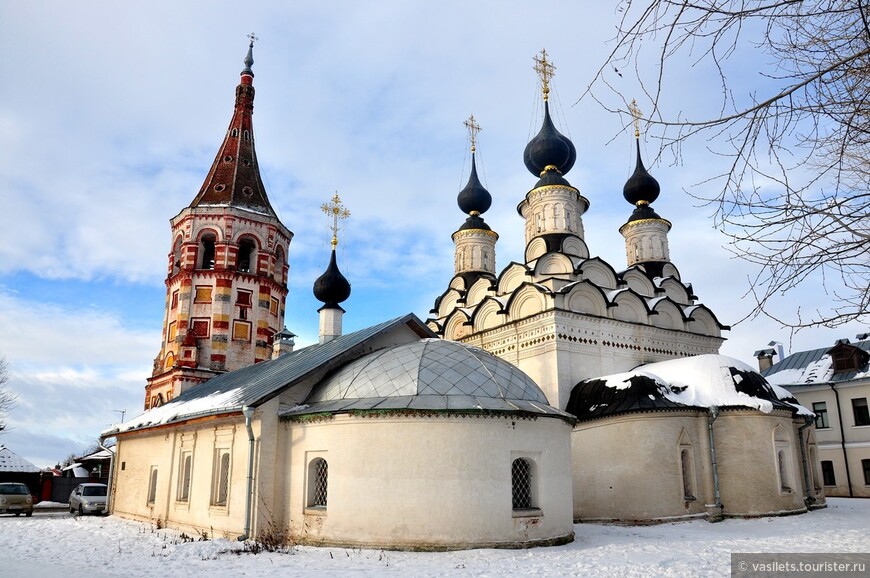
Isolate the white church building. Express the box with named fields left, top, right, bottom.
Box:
left=103, top=44, right=825, bottom=550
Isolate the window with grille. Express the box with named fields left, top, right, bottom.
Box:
left=812, top=402, right=830, bottom=429
left=512, top=458, right=534, bottom=510
left=308, top=458, right=328, bottom=509
left=212, top=451, right=230, bottom=506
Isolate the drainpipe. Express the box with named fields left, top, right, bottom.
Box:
left=797, top=416, right=815, bottom=506
left=99, top=440, right=115, bottom=515
left=830, top=382, right=853, bottom=497
left=239, top=406, right=256, bottom=541
left=706, top=406, right=723, bottom=522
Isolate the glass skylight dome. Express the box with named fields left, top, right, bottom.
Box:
left=288, top=339, right=569, bottom=417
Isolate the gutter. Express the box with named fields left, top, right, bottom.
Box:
left=797, top=416, right=815, bottom=506
left=706, top=406, right=723, bottom=522
left=239, top=406, right=256, bottom=541
left=829, top=382, right=854, bottom=497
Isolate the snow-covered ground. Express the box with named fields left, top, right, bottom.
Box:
left=3, top=498, right=868, bottom=577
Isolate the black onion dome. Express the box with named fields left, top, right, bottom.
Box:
left=523, top=101, right=576, bottom=177
left=623, top=140, right=660, bottom=206
left=313, top=249, right=351, bottom=308
left=457, top=154, right=492, bottom=215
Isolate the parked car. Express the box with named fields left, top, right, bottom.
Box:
left=69, top=483, right=107, bottom=515
left=0, top=482, right=34, bottom=517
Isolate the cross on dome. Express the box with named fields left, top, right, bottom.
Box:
left=533, top=49, right=556, bottom=101
left=464, top=114, right=481, bottom=153
left=321, top=192, right=351, bottom=248
left=629, top=99, right=643, bottom=139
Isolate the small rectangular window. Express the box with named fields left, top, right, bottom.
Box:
left=194, top=286, right=213, bottom=303
left=236, top=290, right=252, bottom=307
left=171, top=290, right=179, bottom=309
left=864, top=459, right=870, bottom=486
left=167, top=321, right=177, bottom=344
left=270, top=296, right=279, bottom=316
left=232, top=320, right=251, bottom=342
left=852, top=398, right=870, bottom=426
left=812, top=402, right=830, bottom=429
left=821, top=460, right=836, bottom=486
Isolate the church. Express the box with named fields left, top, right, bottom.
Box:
left=103, top=42, right=825, bottom=550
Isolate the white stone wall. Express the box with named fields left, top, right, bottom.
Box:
left=571, top=410, right=814, bottom=522
left=281, top=413, right=574, bottom=549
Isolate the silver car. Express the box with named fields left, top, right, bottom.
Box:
left=69, top=483, right=107, bottom=515
left=0, top=482, right=34, bottom=517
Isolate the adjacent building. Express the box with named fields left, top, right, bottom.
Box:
left=761, top=335, right=870, bottom=498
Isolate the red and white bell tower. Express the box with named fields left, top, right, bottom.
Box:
left=145, top=38, right=293, bottom=409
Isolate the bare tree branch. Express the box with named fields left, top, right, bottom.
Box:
left=0, top=355, right=16, bottom=432
left=582, top=0, right=870, bottom=329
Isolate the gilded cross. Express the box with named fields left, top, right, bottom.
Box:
left=321, top=192, right=351, bottom=248
left=629, top=99, right=642, bottom=139
left=533, top=49, right=556, bottom=101
left=464, top=114, right=481, bottom=153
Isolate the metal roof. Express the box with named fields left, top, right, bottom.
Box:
left=107, top=314, right=434, bottom=435
left=281, top=339, right=572, bottom=419
left=763, top=339, right=870, bottom=383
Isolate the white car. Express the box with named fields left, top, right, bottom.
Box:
left=69, top=483, right=107, bottom=515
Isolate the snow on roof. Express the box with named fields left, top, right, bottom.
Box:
left=0, top=447, right=40, bottom=472
left=108, top=388, right=244, bottom=435
left=571, top=354, right=812, bottom=420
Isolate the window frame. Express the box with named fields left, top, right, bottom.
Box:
left=210, top=449, right=231, bottom=507
left=176, top=451, right=193, bottom=503
left=147, top=466, right=159, bottom=506
left=812, top=401, right=830, bottom=429
left=821, top=460, right=836, bottom=486
left=852, top=398, right=870, bottom=427
left=511, top=457, right=538, bottom=514
left=306, top=458, right=328, bottom=510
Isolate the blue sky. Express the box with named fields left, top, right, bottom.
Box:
left=1, top=1, right=864, bottom=467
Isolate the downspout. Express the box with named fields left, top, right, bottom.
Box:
left=797, top=416, right=815, bottom=506
left=830, top=382, right=854, bottom=497
left=99, top=440, right=116, bottom=515
left=239, top=406, right=256, bottom=541
left=706, top=406, right=723, bottom=522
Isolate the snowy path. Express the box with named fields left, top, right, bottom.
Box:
left=1, top=499, right=868, bottom=577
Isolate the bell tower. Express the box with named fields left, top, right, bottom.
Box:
left=145, top=37, right=293, bottom=409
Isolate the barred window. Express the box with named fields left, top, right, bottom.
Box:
left=512, top=458, right=534, bottom=510
left=308, top=458, right=328, bottom=509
